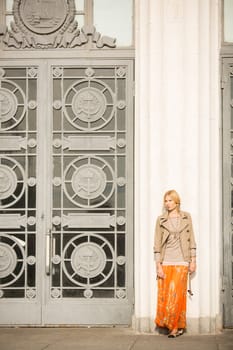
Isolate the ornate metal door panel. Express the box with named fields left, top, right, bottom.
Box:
left=0, top=65, right=41, bottom=324
left=222, top=59, right=233, bottom=327
left=0, top=61, right=134, bottom=325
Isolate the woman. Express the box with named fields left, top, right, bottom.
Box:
left=154, top=190, right=196, bottom=338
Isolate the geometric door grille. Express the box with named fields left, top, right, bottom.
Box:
left=0, top=61, right=134, bottom=325
left=50, top=65, right=131, bottom=300
left=0, top=66, right=37, bottom=299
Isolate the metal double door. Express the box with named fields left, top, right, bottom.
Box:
left=222, top=58, right=233, bottom=328
left=0, top=60, right=134, bottom=325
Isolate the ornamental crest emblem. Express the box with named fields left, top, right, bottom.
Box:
left=3, top=0, right=116, bottom=49
left=19, top=0, right=68, bottom=34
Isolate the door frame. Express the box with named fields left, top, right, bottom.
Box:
left=222, top=57, right=233, bottom=328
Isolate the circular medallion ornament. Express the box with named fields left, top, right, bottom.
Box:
left=116, top=256, right=126, bottom=265
left=0, top=165, right=17, bottom=200
left=71, top=243, right=106, bottom=278
left=52, top=255, right=61, bottom=264
left=0, top=157, right=25, bottom=208
left=0, top=88, right=17, bottom=123
left=64, top=156, right=115, bottom=208
left=117, top=138, right=126, bottom=148
left=0, top=243, right=17, bottom=278
left=72, top=87, right=107, bottom=122
left=28, top=138, right=37, bottom=148
left=28, top=177, right=36, bottom=187
left=117, top=216, right=126, bottom=225
left=84, top=289, right=93, bottom=298
left=19, top=0, right=68, bottom=35
left=0, top=81, right=26, bottom=131
left=117, top=177, right=126, bottom=187
left=85, top=68, right=95, bottom=77
left=53, top=139, right=62, bottom=148
left=27, top=256, right=36, bottom=265
left=117, top=100, right=126, bottom=110
left=52, top=216, right=61, bottom=226
left=27, top=216, right=36, bottom=226
left=116, top=289, right=126, bottom=299
left=28, top=100, right=37, bottom=110
left=53, top=177, right=62, bottom=186
left=72, top=165, right=106, bottom=200
left=51, top=288, right=61, bottom=298
left=0, top=234, right=25, bottom=287
left=26, top=288, right=36, bottom=299
left=62, top=233, right=114, bottom=287
left=63, top=79, right=115, bottom=131
left=53, top=100, right=62, bottom=110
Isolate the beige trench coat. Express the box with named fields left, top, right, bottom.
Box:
left=154, top=211, right=197, bottom=263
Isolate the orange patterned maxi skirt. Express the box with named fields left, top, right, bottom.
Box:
left=155, top=265, right=189, bottom=331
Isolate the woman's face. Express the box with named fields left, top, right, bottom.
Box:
left=164, top=195, right=177, bottom=211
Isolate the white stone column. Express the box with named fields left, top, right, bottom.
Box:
left=134, top=0, right=221, bottom=333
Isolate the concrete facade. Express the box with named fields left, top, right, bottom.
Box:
left=134, top=0, right=221, bottom=333
left=0, top=0, right=228, bottom=334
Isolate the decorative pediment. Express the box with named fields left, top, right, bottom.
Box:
left=3, top=0, right=116, bottom=49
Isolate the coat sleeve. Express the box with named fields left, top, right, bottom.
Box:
left=188, top=213, right=197, bottom=254
left=153, top=217, right=162, bottom=255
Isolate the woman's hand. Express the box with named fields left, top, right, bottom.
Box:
left=156, top=262, right=165, bottom=279
left=189, top=261, right=196, bottom=274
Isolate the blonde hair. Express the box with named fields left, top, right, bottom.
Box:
left=163, top=189, right=181, bottom=212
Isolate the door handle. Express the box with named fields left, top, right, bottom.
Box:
left=45, top=229, right=51, bottom=276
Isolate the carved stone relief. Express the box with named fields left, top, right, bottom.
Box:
left=3, top=0, right=116, bottom=49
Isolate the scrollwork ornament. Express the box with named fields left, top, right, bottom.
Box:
left=3, top=2, right=116, bottom=49
left=3, top=0, right=76, bottom=49
left=0, top=290, right=4, bottom=298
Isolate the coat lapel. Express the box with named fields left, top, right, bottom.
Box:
left=159, top=211, right=189, bottom=233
